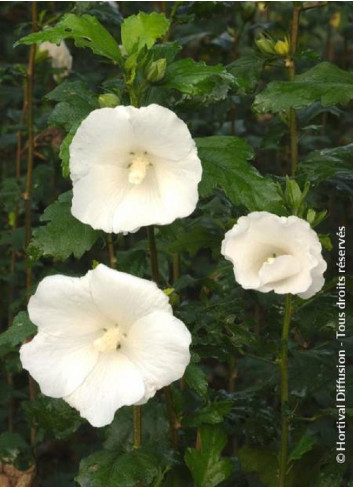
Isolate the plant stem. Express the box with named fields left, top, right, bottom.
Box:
left=288, top=5, right=301, bottom=177
left=278, top=293, right=292, bottom=487
left=106, top=234, right=117, bottom=268
left=23, top=1, right=38, bottom=447
left=133, top=405, right=142, bottom=449
left=146, top=225, right=178, bottom=448
left=147, top=226, right=160, bottom=283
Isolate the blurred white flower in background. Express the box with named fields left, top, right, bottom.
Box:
left=221, top=211, right=327, bottom=299
left=20, top=264, right=191, bottom=427
left=39, top=41, right=72, bottom=80
left=69, top=104, right=202, bottom=233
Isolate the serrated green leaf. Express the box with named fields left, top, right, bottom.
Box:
left=16, top=14, right=122, bottom=64
left=104, top=401, right=170, bottom=451
left=300, top=143, right=353, bottom=186
left=185, top=425, right=233, bottom=487
left=47, top=80, right=98, bottom=131
left=23, top=394, right=83, bottom=440
left=288, top=434, right=316, bottom=463
left=184, top=363, right=208, bottom=399
left=227, top=54, right=264, bottom=92
left=28, top=191, right=100, bottom=261
left=0, top=432, right=29, bottom=460
left=121, top=12, right=170, bottom=54
left=254, top=62, right=353, bottom=113
left=77, top=448, right=163, bottom=487
left=0, top=312, right=35, bottom=350
left=163, top=59, right=235, bottom=100
left=184, top=400, right=233, bottom=427
left=238, top=446, right=278, bottom=486
left=196, top=136, right=284, bottom=213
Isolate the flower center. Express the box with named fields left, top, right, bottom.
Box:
left=264, top=253, right=277, bottom=265
left=128, top=152, right=151, bottom=185
left=93, top=325, right=125, bottom=353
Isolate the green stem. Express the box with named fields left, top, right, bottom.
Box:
left=278, top=293, right=292, bottom=487
left=147, top=226, right=160, bottom=283
left=146, top=225, right=178, bottom=448
left=288, top=5, right=301, bottom=177
left=24, top=1, right=38, bottom=447
left=133, top=405, right=142, bottom=449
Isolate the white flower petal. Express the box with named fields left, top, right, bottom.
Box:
left=221, top=211, right=326, bottom=298
left=70, top=107, right=134, bottom=182
left=64, top=352, right=145, bottom=427
left=259, top=255, right=301, bottom=286
left=69, top=104, right=202, bottom=233
left=299, top=253, right=327, bottom=299
left=88, top=264, right=171, bottom=330
left=122, top=311, right=191, bottom=402
left=71, top=165, right=130, bottom=233
left=129, top=104, right=195, bottom=160
left=20, top=332, right=98, bottom=397
left=28, top=274, right=106, bottom=337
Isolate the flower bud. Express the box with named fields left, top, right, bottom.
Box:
left=98, top=93, right=120, bottom=108
left=241, top=2, right=256, bottom=22
left=255, top=35, right=276, bottom=56
left=274, top=38, right=290, bottom=56
left=330, top=12, right=341, bottom=29
left=146, top=58, right=167, bottom=83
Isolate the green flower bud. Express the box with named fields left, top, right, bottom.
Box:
left=255, top=35, right=276, bottom=56
left=98, top=93, right=120, bottom=108
left=146, top=58, right=167, bottom=83
left=241, top=2, right=256, bottom=21
left=274, top=38, right=290, bottom=56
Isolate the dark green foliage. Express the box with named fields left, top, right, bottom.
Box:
left=28, top=192, right=100, bottom=261
left=23, top=394, right=84, bottom=440
left=197, top=136, right=283, bottom=212
left=1, top=1, right=352, bottom=487
left=77, top=448, right=166, bottom=487
left=254, top=62, right=353, bottom=113
left=16, top=13, right=123, bottom=63
left=185, top=425, right=233, bottom=487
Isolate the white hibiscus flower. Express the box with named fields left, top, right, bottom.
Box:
left=39, top=41, right=72, bottom=79
left=69, top=104, right=202, bottom=233
left=20, top=264, right=191, bottom=427
left=221, top=211, right=327, bottom=299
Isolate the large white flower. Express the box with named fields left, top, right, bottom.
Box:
left=20, top=265, right=191, bottom=427
left=39, top=41, right=72, bottom=79
left=69, top=104, right=202, bottom=233
left=221, top=211, right=327, bottom=299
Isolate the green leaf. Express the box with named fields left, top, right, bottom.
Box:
left=59, top=130, right=75, bottom=177
left=227, top=54, right=264, bottom=92
left=47, top=80, right=98, bottom=131
left=288, top=434, right=316, bottom=463
left=184, top=401, right=233, bottom=427
left=121, top=12, right=170, bottom=54
left=0, top=432, right=29, bottom=460
left=104, top=401, right=170, bottom=451
left=238, top=446, right=278, bottom=486
left=300, top=143, right=353, bottom=186
left=23, top=394, right=83, bottom=440
left=185, top=425, right=233, bottom=487
left=15, top=14, right=123, bottom=64
left=77, top=448, right=164, bottom=487
left=184, top=363, right=208, bottom=399
left=253, top=62, right=353, bottom=113
left=163, top=59, right=235, bottom=100
left=196, top=136, right=284, bottom=212
left=28, top=191, right=100, bottom=262
left=0, top=312, right=35, bottom=350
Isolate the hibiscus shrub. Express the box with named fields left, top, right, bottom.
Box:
left=0, top=1, right=352, bottom=487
